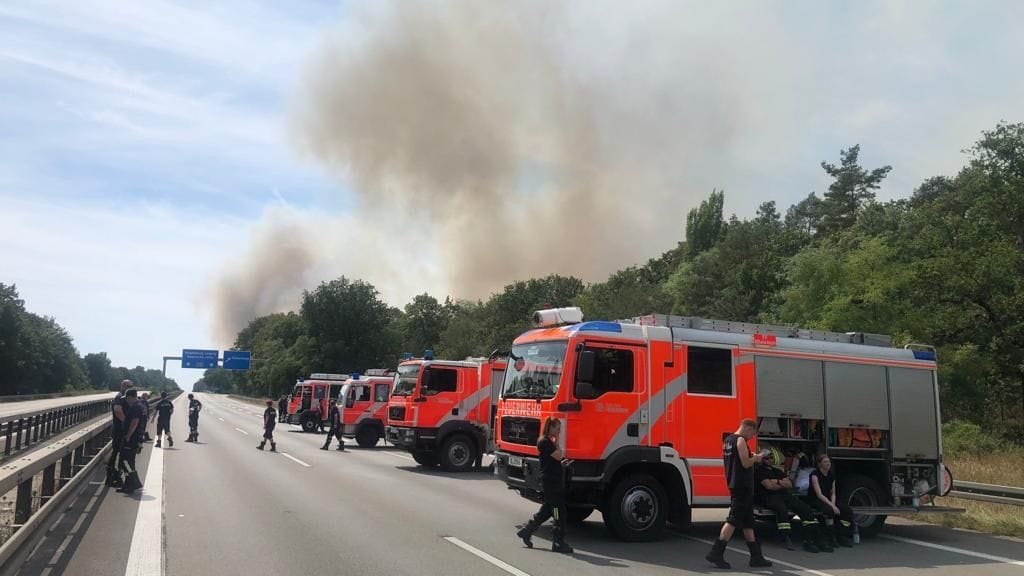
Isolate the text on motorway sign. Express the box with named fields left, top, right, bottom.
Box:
left=182, top=349, right=218, bottom=369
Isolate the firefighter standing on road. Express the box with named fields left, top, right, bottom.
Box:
left=152, top=391, right=175, bottom=448
left=755, top=452, right=826, bottom=553
left=106, top=379, right=132, bottom=487
left=140, top=392, right=152, bottom=442
left=515, top=416, right=573, bottom=554
left=706, top=418, right=773, bottom=569
left=118, top=389, right=145, bottom=494
left=321, top=400, right=344, bottom=451
left=278, top=395, right=288, bottom=423
left=258, top=399, right=277, bottom=452
left=186, top=393, right=203, bottom=442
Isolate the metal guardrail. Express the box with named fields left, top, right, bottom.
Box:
left=0, top=399, right=113, bottom=460
left=0, top=390, right=112, bottom=404
left=949, top=480, right=1024, bottom=506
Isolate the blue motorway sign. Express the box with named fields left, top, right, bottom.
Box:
left=182, top=349, right=219, bottom=369
left=223, top=350, right=251, bottom=371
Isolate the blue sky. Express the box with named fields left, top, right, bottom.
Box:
left=1, top=1, right=1022, bottom=390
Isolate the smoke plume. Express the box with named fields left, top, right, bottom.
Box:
left=208, top=1, right=806, bottom=340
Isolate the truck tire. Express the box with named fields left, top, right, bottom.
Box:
left=300, top=416, right=318, bottom=434
left=841, top=474, right=887, bottom=537
left=440, top=434, right=476, bottom=472
left=604, top=473, right=668, bottom=542
left=412, top=451, right=438, bottom=467
left=567, top=507, right=594, bottom=525
left=356, top=427, right=379, bottom=448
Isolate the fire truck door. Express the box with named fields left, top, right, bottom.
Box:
left=571, top=344, right=643, bottom=457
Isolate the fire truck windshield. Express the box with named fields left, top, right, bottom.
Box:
left=392, top=364, right=420, bottom=396
left=501, top=341, right=567, bottom=399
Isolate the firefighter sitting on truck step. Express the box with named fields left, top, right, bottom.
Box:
left=515, top=416, right=573, bottom=554
left=706, top=418, right=772, bottom=570
left=755, top=447, right=826, bottom=553
left=807, top=454, right=854, bottom=548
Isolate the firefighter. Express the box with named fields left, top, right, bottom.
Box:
left=755, top=451, right=825, bottom=553
left=515, top=416, right=573, bottom=554
left=186, top=393, right=203, bottom=442
left=118, top=389, right=145, bottom=494
left=258, top=399, right=278, bottom=451
left=140, top=392, right=152, bottom=442
left=278, top=395, right=289, bottom=423
left=806, top=454, right=854, bottom=548
left=152, top=391, right=175, bottom=448
left=320, top=400, right=344, bottom=451
left=106, top=379, right=132, bottom=487
left=706, top=418, right=772, bottom=569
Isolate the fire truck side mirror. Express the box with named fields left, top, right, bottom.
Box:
left=576, top=350, right=596, bottom=384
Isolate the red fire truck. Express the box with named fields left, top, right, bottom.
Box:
left=386, top=353, right=507, bottom=471
left=286, top=373, right=349, bottom=433
left=494, top=308, right=954, bottom=541
left=339, top=370, right=395, bottom=448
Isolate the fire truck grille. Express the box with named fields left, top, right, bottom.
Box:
left=389, top=406, right=406, bottom=421
left=500, top=417, right=541, bottom=446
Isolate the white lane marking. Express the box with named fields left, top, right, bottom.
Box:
left=217, top=417, right=225, bottom=421
left=382, top=451, right=416, bottom=462
left=281, top=453, right=311, bottom=468
left=125, top=441, right=164, bottom=576
left=681, top=535, right=837, bottom=576
left=234, top=427, right=249, bottom=435
left=444, top=537, right=532, bottom=576
left=881, top=534, right=1024, bottom=567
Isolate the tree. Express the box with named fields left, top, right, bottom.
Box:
left=818, top=145, right=892, bottom=236
left=301, top=277, right=402, bottom=373
left=482, top=275, right=584, bottom=352
left=84, top=352, right=113, bottom=390
left=401, top=294, right=450, bottom=355
left=685, top=189, right=725, bottom=256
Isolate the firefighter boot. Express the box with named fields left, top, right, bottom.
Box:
left=782, top=533, right=795, bottom=551
left=705, top=539, right=731, bottom=569
left=516, top=521, right=538, bottom=549
left=826, top=525, right=840, bottom=551
left=168, top=436, right=174, bottom=447
left=747, top=541, right=772, bottom=568
left=270, top=442, right=277, bottom=452
left=551, top=528, right=573, bottom=554
left=155, top=439, right=162, bottom=448
left=836, top=521, right=854, bottom=547
left=801, top=522, right=821, bottom=553
left=257, top=442, right=265, bottom=450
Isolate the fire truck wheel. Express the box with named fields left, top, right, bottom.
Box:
left=604, top=473, right=668, bottom=542
left=412, top=451, right=438, bottom=467
left=840, top=474, right=887, bottom=537
left=356, top=428, right=379, bottom=448
left=567, top=507, right=594, bottom=525
left=440, top=434, right=476, bottom=472
left=300, top=417, right=318, bottom=434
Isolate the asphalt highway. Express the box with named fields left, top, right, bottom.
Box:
left=15, top=393, right=1024, bottom=576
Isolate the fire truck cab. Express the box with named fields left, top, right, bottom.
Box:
left=386, top=352, right=507, bottom=472
left=339, top=369, right=395, bottom=448
left=494, top=308, right=953, bottom=542
left=287, top=373, right=349, bottom=433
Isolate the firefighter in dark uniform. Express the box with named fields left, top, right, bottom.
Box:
left=278, top=395, right=289, bottom=423
left=118, top=389, right=145, bottom=494
left=106, top=379, right=132, bottom=487
left=140, top=392, right=152, bottom=442
left=515, top=416, right=573, bottom=554
left=153, top=391, right=175, bottom=448
left=807, top=454, right=854, bottom=548
left=321, top=400, right=345, bottom=451
left=706, top=418, right=772, bottom=569
left=755, top=452, right=825, bottom=553
left=258, top=399, right=278, bottom=451
left=186, top=393, right=203, bottom=442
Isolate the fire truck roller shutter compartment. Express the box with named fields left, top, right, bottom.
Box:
left=754, top=356, right=825, bottom=419
left=825, top=362, right=890, bottom=430
left=888, top=367, right=939, bottom=460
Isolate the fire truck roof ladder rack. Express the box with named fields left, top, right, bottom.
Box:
left=630, top=314, right=893, bottom=347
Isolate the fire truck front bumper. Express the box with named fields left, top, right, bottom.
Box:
left=386, top=426, right=436, bottom=450
left=494, top=451, right=544, bottom=502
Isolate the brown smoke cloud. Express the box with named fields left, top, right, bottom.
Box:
left=208, top=1, right=807, bottom=340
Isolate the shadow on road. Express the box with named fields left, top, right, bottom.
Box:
left=395, top=465, right=497, bottom=482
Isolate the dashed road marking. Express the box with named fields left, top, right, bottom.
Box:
left=382, top=451, right=416, bottom=462
left=444, top=536, right=532, bottom=576
left=881, top=534, right=1024, bottom=567
left=234, top=427, right=249, bottom=435
left=281, top=453, right=311, bottom=468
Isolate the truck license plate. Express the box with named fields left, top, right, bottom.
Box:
left=508, top=456, right=523, bottom=468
